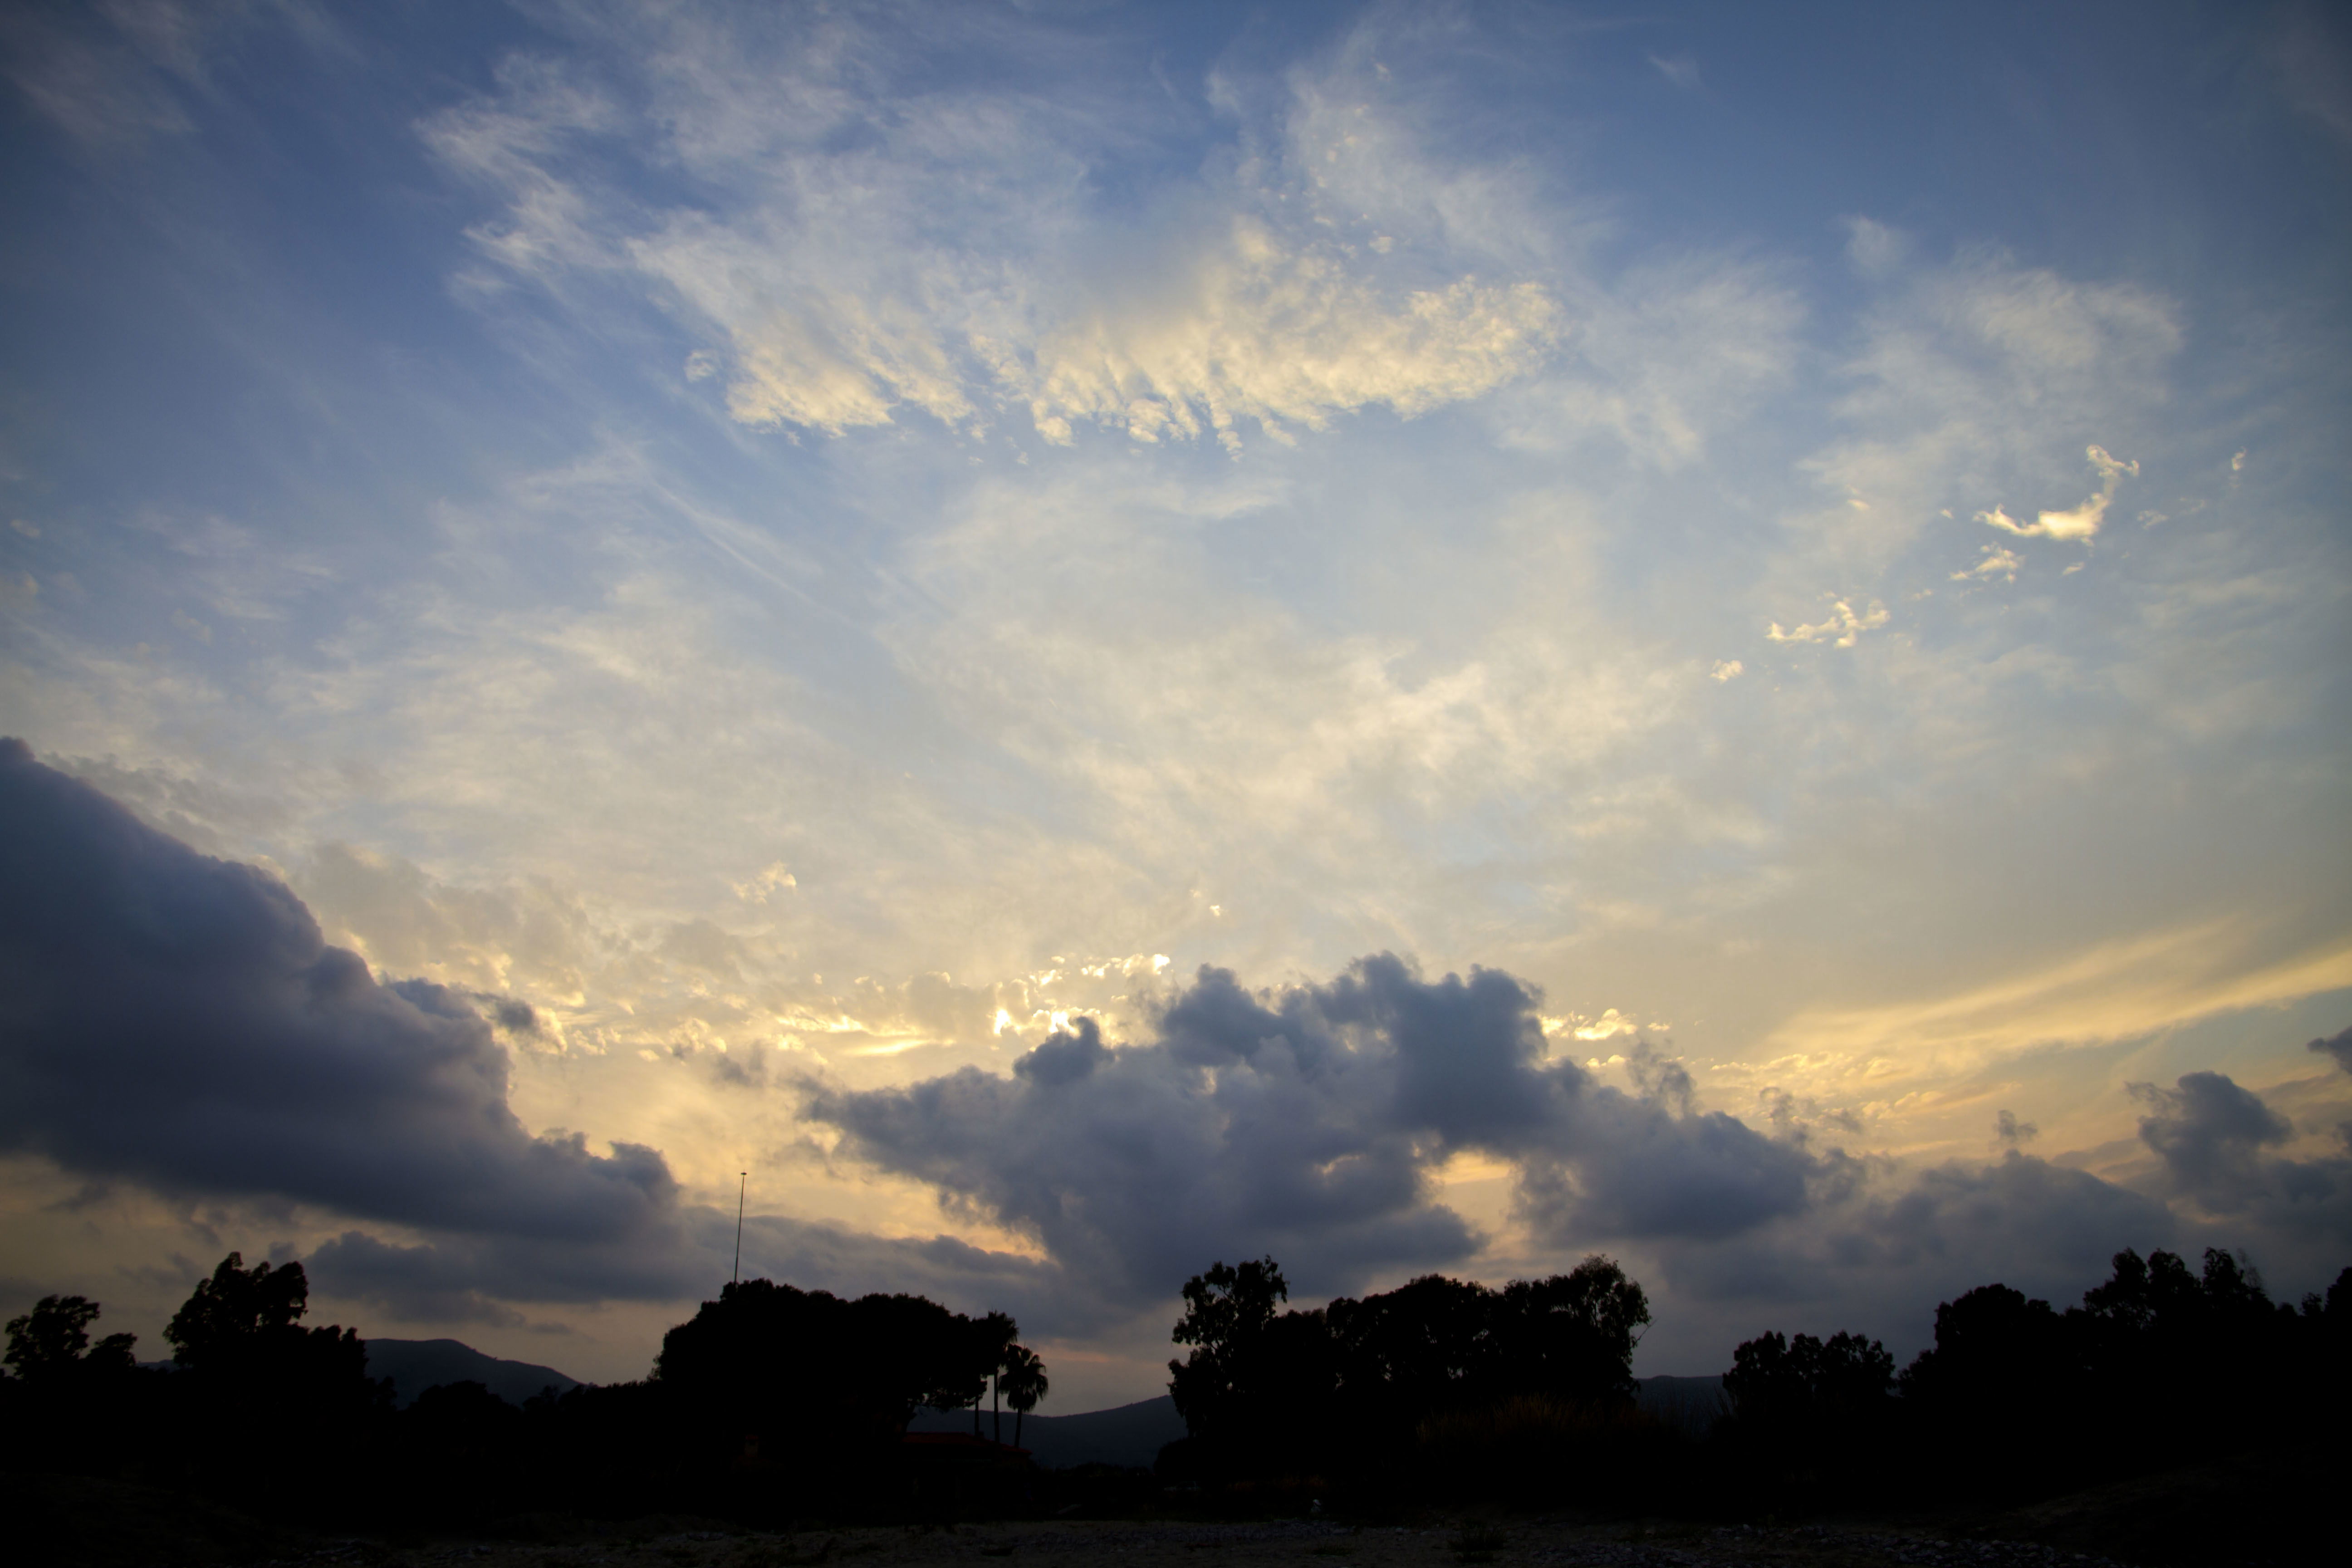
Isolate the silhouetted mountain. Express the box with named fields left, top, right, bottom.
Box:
left=361, top=1338, right=579, bottom=1408
left=907, top=1395, right=1186, bottom=1469
left=1635, top=1373, right=1725, bottom=1435
left=908, top=1376, right=1724, bottom=1468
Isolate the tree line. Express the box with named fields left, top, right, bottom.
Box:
left=1159, top=1245, right=2352, bottom=1519
left=4, top=1242, right=2347, bottom=1533
left=0, top=1257, right=1049, bottom=1528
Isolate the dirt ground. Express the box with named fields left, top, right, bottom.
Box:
left=18, top=1449, right=2333, bottom=1568
left=237, top=1516, right=2133, bottom=1568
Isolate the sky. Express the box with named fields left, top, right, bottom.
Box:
left=2, top=0, right=2349, bottom=1411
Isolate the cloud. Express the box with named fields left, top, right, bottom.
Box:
left=2270, top=1, right=2352, bottom=148
left=426, top=5, right=1566, bottom=451
left=0, top=738, right=684, bottom=1257
left=1648, top=55, right=1701, bottom=92
left=1655, top=1151, right=2177, bottom=1339
left=309, top=1204, right=1078, bottom=1335
left=1520, top=1097, right=1814, bottom=1245
left=0, top=740, right=1096, bottom=1328
left=1710, top=660, right=1744, bottom=682
left=1766, top=598, right=1889, bottom=647
left=0, top=3, right=195, bottom=151
left=808, top=956, right=1498, bottom=1307
left=1952, top=545, right=2021, bottom=584
left=1760, top=923, right=2352, bottom=1093
left=674, top=176, right=1567, bottom=450
left=2309, top=1025, right=2352, bottom=1075
left=2123, top=1070, right=2350, bottom=1268
left=1978, top=445, right=2137, bottom=542
left=2133, top=1071, right=2294, bottom=1206
left=808, top=956, right=1822, bottom=1314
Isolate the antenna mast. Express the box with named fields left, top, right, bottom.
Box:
left=733, top=1170, right=747, bottom=1285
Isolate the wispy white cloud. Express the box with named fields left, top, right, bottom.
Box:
left=1952, top=544, right=2021, bottom=583
left=1979, top=445, right=2138, bottom=542
left=1765, top=598, right=1889, bottom=647
left=1648, top=54, right=1701, bottom=91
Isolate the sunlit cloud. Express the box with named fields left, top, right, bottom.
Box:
left=1951, top=545, right=2021, bottom=583
left=1765, top=598, right=1890, bottom=647
left=1979, top=445, right=2139, bottom=542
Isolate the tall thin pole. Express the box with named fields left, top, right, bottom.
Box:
left=732, top=1171, right=747, bottom=1285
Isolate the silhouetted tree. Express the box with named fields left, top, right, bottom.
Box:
left=654, top=1276, right=1004, bottom=1508
left=1168, top=1256, right=1290, bottom=1444
left=167, top=1253, right=378, bottom=1410
left=156, top=1254, right=387, bottom=1510
left=1492, top=1257, right=1653, bottom=1406
left=1000, top=1342, right=1048, bottom=1447
left=4, top=1294, right=137, bottom=1382
left=1166, top=1254, right=1653, bottom=1492
left=975, top=1308, right=1016, bottom=1439
left=1721, top=1324, right=1893, bottom=1496
left=0, top=1292, right=147, bottom=1480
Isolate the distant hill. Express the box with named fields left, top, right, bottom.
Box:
left=908, top=1395, right=1186, bottom=1469
left=345, top=1337, right=1718, bottom=1444
left=907, top=1376, right=1725, bottom=1469
left=1635, top=1373, right=1725, bottom=1436
left=361, top=1338, right=581, bottom=1408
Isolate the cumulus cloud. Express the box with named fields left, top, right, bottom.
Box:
left=1652, top=1150, right=2178, bottom=1349
left=2133, top=1070, right=2292, bottom=1204
left=1978, top=444, right=2137, bottom=542
left=808, top=955, right=1819, bottom=1308
left=2131, top=1069, right=2349, bottom=1236
left=2309, top=1025, right=2352, bottom=1075
left=0, top=740, right=684, bottom=1250
left=0, top=739, right=1089, bottom=1323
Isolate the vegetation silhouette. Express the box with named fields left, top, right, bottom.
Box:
left=1000, top=1342, right=1048, bottom=1447
left=2, top=1242, right=2346, bottom=1558
left=5, top=1294, right=138, bottom=1382
left=1161, top=1254, right=1658, bottom=1508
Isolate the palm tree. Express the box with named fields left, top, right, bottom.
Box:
left=1000, top=1343, right=1048, bottom=1449
left=974, top=1311, right=1016, bottom=1440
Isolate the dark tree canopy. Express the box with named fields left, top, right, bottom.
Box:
left=165, top=1252, right=315, bottom=1371
left=654, top=1277, right=1006, bottom=1454
left=1724, top=1329, right=1894, bottom=1430
left=1167, top=1256, right=1289, bottom=1439
left=1166, top=1254, right=1651, bottom=1481
left=5, top=1294, right=137, bottom=1382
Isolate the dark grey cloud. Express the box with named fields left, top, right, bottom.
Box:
left=308, top=1232, right=532, bottom=1328
left=1520, top=1089, right=1817, bottom=1244
left=1634, top=1151, right=2179, bottom=1366
left=2131, top=1069, right=2351, bottom=1245
left=2309, top=1025, right=2352, bottom=1075
left=0, top=739, right=681, bottom=1254
left=1013, top=1014, right=1108, bottom=1085
left=807, top=956, right=1819, bottom=1308
left=0, top=744, right=1383, bottom=1334
left=309, top=1205, right=1076, bottom=1340
left=2135, top=1070, right=2293, bottom=1208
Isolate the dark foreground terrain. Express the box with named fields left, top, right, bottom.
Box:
left=10, top=1448, right=2330, bottom=1568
